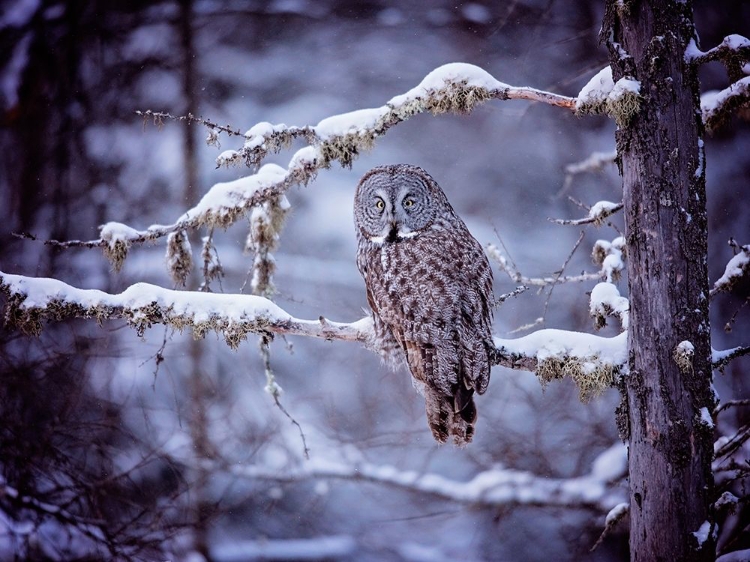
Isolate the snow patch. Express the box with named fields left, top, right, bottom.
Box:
left=100, top=221, right=140, bottom=243
left=588, top=200, right=620, bottom=222
left=315, top=107, right=387, bottom=139
left=211, top=535, right=357, bottom=562
left=590, top=282, right=629, bottom=330
left=216, top=149, right=240, bottom=167
left=388, top=62, right=508, bottom=107
left=712, top=244, right=750, bottom=294
left=591, top=443, right=628, bottom=482
left=576, top=66, right=614, bottom=113
left=693, top=520, right=716, bottom=548
left=605, top=502, right=629, bottom=525
left=698, top=406, right=713, bottom=429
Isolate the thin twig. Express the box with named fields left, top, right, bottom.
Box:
left=549, top=202, right=623, bottom=226
left=12, top=231, right=106, bottom=249
left=495, top=285, right=529, bottom=305
left=136, top=110, right=243, bottom=137
left=715, top=424, right=750, bottom=460
left=541, top=230, right=586, bottom=320
left=259, top=338, right=309, bottom=459
left=713, top=399, right=750, bottom=417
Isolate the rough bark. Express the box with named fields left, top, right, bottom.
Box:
left=603, top=1, right=716, bottom=561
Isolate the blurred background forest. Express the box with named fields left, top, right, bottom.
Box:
left=1, top=0, right=749, bottom=560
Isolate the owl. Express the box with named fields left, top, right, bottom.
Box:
left=354, top=164, right=494, bottom=445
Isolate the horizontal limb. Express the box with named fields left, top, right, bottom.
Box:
left=215, top=443, right=626, bottom=512
left=1, top=271, right=627, bottom=395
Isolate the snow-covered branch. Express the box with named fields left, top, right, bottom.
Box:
left=575, top=66, right=642, bottom=127
left=590, top=282, right=629, bottom=331
left=21, top=63, right=576, bottom=276
left=220, top=443, right=627, bottom=512
left=211, top=535, right=357, bottom=562
left=713, top=346, right=750, bottom=371
left=591, top=502, right=629, bottom=552
left=688, top=34, right=750, bottom=131
left=231, top=63, right=575, bottom=169
left=710, top=241, right=750, bottom=298
left=550, top=201, right=623, bottom=226
left=494, top=329, right=626, bottom=401
left=687, top=35, right=750, bottom=79
left=0, top=271, right=628, bottom=394
left=0, top=271, right=372, bottom=348
left=701, top=77, right=750, bottom=133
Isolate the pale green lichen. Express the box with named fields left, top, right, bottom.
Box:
left=103, top=238, right=130, bottom=273
left=3, top=296, right=112, bottom=337
left=166, top=230, right=193, bottom=287
left=673, top=341, right=695, bottom=375
left=536, top=357, right=567, bottom=388
left=566, top=360, right=615, bottom=402
left=536, top=356, right=615, bottom=402
left=606, top=82, right=642, bottom=128
left=319, top=132, right=376, bottom=168
left=616, top=0, right=633, bottom=18
left=592, top=240, right=609, bottom=266
left=424, top=84, right=493, bottom=115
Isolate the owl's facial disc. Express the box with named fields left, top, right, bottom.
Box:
left=362, top=182, right=428, bottom=244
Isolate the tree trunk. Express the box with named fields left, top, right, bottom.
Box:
left=603, top=1, right=715, bottom=561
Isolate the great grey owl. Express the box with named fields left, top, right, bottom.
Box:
left=354, top=164, right=494, bottom=445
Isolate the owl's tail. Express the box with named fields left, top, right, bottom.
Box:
left=424, top=383, right=477, bottom=446
left=404, top=340, right=483, bottom=445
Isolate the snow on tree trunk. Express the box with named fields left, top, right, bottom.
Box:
left=603, top=1, right=716, bottom=560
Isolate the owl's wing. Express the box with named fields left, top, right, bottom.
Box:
left=357, top=244, right=403, bottom=365
left=456, top=232, right=494, bottom=396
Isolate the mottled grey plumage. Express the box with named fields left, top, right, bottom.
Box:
left=354, top=164, right=494, bottom=445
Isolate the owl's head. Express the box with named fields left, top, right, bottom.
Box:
left=354, top=164, right=451, bottom=243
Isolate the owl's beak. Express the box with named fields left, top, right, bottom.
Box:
left=385, top=222, right=399, bottom=244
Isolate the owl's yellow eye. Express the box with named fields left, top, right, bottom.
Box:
left=403, top=199, right=414, bottom=208
left=375, top=198, right=385, bottom=210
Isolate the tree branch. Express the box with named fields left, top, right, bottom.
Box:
left=136, top=110, right=243, bottom=137
left=1, top=271, right=628, bottom=397
left=216, top=443, right=627, bottom=512
left=549, top=201, right=623, bottom=226
left=713, top=398, right=750, bottom=417
left=710, top=240, right=750, bottom=298
left=687, top=35, right=750, bottom=81
left=486, top=243, right=603, bottom=287
left=702, top=77, right=750, bottom=133
left=0, top=270, right=371, bottom=348
left=556, top=150, right=617, bottom=199
left=17, top=64, right=575, bottom=275
left=712, top=346, right=750, bottom=370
